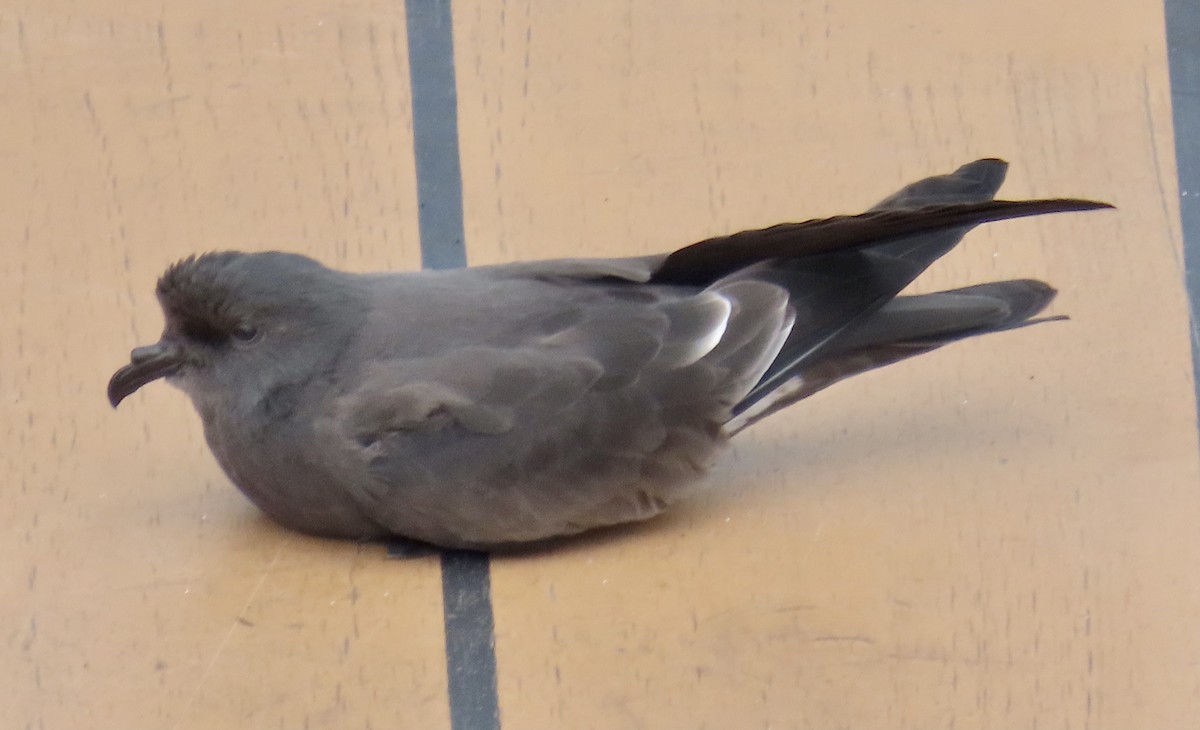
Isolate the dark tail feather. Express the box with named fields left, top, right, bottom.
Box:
left=726, top=160, right=1109, bottom=416
left=725, top=279, right=1058, bottom=435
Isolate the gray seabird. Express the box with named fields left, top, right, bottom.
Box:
left=108, top=159, right=1109, bottom=549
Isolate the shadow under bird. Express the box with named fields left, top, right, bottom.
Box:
left=108, top=159, right=1110, bottom=549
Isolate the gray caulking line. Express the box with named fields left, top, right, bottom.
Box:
left=1166, top=0, right=1200, bottom=393
left=407, top=0, right=468, bottom=271
left=404, top=0, right=501, bottom=728
left=439, top=550, right=500, bottom=730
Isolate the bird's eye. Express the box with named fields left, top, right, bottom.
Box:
left=231, top=325, right=259, bottom=343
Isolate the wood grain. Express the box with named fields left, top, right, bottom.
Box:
left=3, top=0, right=1197, bottom=728
left=1, top=3, right=445, bottom=729
left=453, top=1, right=1200, bottom=728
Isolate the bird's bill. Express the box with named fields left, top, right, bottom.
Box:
left=107, top=341, right=184, bottom=407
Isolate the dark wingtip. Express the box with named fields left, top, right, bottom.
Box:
left=983, top=198, right=1114, bottom=220
left=1044, top=199, right=1114, bottom=212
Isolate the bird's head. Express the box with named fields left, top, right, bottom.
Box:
left=108, top=251, right=366, bottom=409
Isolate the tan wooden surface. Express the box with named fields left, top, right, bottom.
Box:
left=4, top=0, right=1199, bottom=728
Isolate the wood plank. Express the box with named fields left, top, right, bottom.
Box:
left=4, top=0, right=1198, bottom=728
left=0, top=4, right=447, bottom=729
left=452, top=2, right=1200, bottom=728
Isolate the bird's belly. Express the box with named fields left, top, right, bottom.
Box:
left=203, top=422, right=387, bottom=539
left=201, top=399, right=728, bottom=547
left=365, top=425, right=729, bottom=548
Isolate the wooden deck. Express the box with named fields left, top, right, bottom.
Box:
left=4, top=0, right=1198, bottom=727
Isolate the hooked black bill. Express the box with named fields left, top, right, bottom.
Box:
left=107, top=342, right=184, bottom=407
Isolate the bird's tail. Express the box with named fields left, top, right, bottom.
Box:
left=724, top=278, right=1059, bottom=435
left=706, top=158, right=1110, bottom=432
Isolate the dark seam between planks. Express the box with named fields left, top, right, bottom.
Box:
left=403, top=0, right=501, bottom=728
left=1165, top=0, right=1200, bottom=416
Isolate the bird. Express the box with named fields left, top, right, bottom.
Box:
left=108, top=159, right=1110, bottom=549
